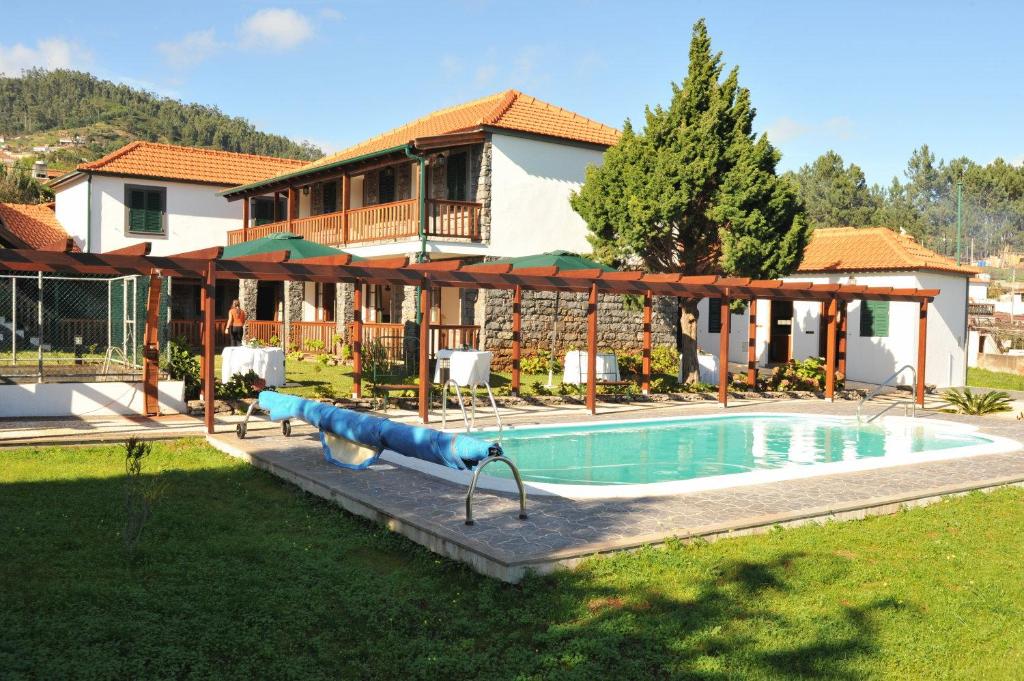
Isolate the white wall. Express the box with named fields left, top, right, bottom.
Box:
left=488, top=132, right=604, bottom=257
left=66, top=175, right=242, bottom=255
left=0, top=380, right=185, bottom=417
left=695, top=271, right=968, bottom=389
left=54, top=174, right=90, bottom=250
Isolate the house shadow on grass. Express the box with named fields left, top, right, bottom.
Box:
left=1, top=459, right=899, bottom=680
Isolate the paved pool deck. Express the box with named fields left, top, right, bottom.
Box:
left=206, top=398, right=1024, bottom=582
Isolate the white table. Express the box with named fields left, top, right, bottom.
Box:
left=562, top=351, right=620, bottom=385
left=221, top=346, right=285, bottom=387
left=433, top=349, right=493, bottom=386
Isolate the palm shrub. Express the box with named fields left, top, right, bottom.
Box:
left=163, top=337, right=200, bottom=400
left=940, top=387, right=1014, bottom=415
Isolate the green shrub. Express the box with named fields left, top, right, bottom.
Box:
left=287, top=350, right=304, bottom=362
left=650, top=346, right=679, bottom=375
left=331, top=334, right=343, bottom=347
left=530, top=380, right=552, bottom=396
left=122, top=437, right=165, bottom=555
left=216, top=370, right=262, bottom=400
left=759, top=357, right=841, bottom=392
left=316, top=353, right=330, bottom=365
left=268, top=335, right=280, bottom=346
left=941, top=387, right=1014, bottom=415
left=304, top=339, right=326, bottom=353
left=162, top=337, right=200, bottom=401
left=340, top=344, right=352, bottom=361
left=520, top=349, right=560, bottom=375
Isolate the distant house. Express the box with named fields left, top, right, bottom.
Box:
left=0, top=202, right=72, bottom=251
left=219, top=89, right=620, bottom=347
left=696, top=228, right=976, bottom=389
left=50, top=141, right=306, bottom=257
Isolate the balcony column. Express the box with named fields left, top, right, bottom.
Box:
left=273, top=191, right=280, bottom=222
left=287, top=187, right=298, bottom=233
left=511, top=285, right=522, bottom=396
left=241, top=197, right=250, bottom=241
left=341, top=175, right=351, bottom=244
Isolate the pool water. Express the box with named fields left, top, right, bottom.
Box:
left=489, top=415, right=992, bottom=486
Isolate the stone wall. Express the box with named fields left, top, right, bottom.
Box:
left=283, top=280, right=304, bottom=347
left=482, top=289, right=677, bottom=367
left=238, top=279, right=258, bottom=319
left=475, top=141, right=491, bottom=242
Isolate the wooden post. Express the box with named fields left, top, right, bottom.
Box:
left=837, top=301, right=848, bottom=378
left=418, top=286, right=431, bottom=423
left=747, top=298, right=758, bottom=387
left=341, top=174, right=351, bottom=244
left=825, top=297, right=838, bottom=401
left=142, top=274, right=162, bottom=417
left=718, top=295, right=730, bottom=407
left=916, top=299, right=928, bottom=406
left=586, top=283, right=598, bottom=415
left=273, top=191, right=280, bottom=222
left=287, top=187, right=297, bottom=232
left=241, top=198, right=250, bottom=242
left=352, top=281, right=362, bottom=399
left=511, top=285, right=522, bottom=396
left=201, top=260, right=216, bottom=434
left=641, top=290, right=652, bottom=395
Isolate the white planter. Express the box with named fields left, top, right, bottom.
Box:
left=679, top=353, right=719, bottom=385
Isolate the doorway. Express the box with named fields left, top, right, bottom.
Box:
left=769, top=300, right=793, bottom=363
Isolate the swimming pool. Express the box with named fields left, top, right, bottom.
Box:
left=381, top=413, right=1021, bottom=499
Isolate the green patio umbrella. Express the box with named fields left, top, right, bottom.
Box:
left=488, top=251, right=615, bottom=386
left=221, top=231, right=363, bottom=261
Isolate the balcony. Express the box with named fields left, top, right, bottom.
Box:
left=226, top=198, right=482, bottom=247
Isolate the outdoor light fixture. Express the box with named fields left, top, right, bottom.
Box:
left=302, top=186, right=310, bottom=196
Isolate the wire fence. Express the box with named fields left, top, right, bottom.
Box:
left=0, top=273, right=169, bottom=383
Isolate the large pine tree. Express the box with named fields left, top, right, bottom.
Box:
left=571, top=19, right=808, bottom=382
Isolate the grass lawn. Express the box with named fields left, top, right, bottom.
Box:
left=967, top=367, right=1024, bottom=392
left=3, top=440, right=1023, bottom=679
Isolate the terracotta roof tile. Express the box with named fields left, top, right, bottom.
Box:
left=798, top=227, right=978, bottom=276
left=274, top=89, right=620, bottom=178
left=77, top=141, right=307, bottom=186
left=0, top=202, right=72, bottom=251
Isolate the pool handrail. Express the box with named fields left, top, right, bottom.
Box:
left=441, top=378, right=503, bottom=444
left=464, top=453, right=527, bottom=525
left=857, top=365, right=917, bottom=423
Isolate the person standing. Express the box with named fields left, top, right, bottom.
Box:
left=226, top=299, right=247, bottom=347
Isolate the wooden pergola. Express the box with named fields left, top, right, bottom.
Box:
left=0, top=244, right=937, bottom=434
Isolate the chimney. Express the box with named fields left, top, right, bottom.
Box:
left=32, top=159, right=47, bottom=180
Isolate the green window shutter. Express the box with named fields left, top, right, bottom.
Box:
left=859, top=300, right=889, bottom=337
left=707, top=298, right=722, bottom=333
left=128, top=189, right=147, bottom=232
left=447, top=152, right=467, bottom=201
left=144, top=190, right=163, bottom=233
left=322, top=181, right=338, bottom=214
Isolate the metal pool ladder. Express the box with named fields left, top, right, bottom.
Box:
left=465, top=453, right=528, bottom=526
left=857, top=365, right=917, bottom=423
left=441, top=379, right=503, bottom=441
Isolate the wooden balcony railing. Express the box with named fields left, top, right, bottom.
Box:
left=346, top=199, right=419, bottom=242
left=288, top=321, right=337, bottom=351
left=247, top=320, right=283, bottom=345
left=346, top=321, right=480, bottom=360
left=426, top=199, right=482, bottom=240
left=169, top=319, right=229, bottom=350
left=226, top=198, right=482, bottom=247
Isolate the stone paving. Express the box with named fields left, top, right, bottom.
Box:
left=207, top=399, right=1024, bottom=582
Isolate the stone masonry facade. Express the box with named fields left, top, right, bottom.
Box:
left=481, top=288, right=677, bottom=367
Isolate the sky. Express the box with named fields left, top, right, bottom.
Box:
left=2, top=0, right=1021, bottom=185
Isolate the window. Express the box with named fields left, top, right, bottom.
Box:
left=446, top=152, right=467, bottom=201
left=378, top=167, right=396, bottom=204
left=707, top=298, right=722, bottom=333
left=321, top=180, right=339, bottom=214
left=859, top=300, right=889, bottom=337
left=252, top=196, right=286, bottom=225
left=125, top=185, right=165, bottom=235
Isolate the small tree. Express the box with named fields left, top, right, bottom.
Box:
left=571, top=19, right=808, bottom=382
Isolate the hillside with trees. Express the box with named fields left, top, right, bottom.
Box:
left=788, top=147, right=1024, bottom=260
left=0, top=69, right=321, bottom=165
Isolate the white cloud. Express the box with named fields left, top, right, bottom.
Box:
left=157, top=29, right=222, bottom=69
left=440, top=54, right=463, bottom=79
left=239, top=8, right=314, bottom=51
left=474, top=64, right=497, bottom=87
left=0, top=38, right=90, bottom=75
left=766, top=115, right=855, bottom=144
left=1011, top=156, right=1024, bottom=168
left=320, top=7, right=344, bottom=21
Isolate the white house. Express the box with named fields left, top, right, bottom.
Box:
left=696, top=227, right=976, bottom=389
left=218, top=89, right=619, bottom=345
left=50, top=141, right=305, bottom=257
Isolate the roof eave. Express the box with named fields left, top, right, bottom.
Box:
left=219, top=143, right=413, bottom=200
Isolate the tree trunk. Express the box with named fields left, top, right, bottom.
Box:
left=678, top=298, right=701, bottom=384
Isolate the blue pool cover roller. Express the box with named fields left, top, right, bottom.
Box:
left=256, top=391, right=500, bottom=470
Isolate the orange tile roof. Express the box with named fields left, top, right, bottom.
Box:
left=798, top=227, right=978, bottom=276
left=271, top=89, right=620, bottom=179
left=76, top=141, right=307, bottom=186
left=0, top=202, right=72, bottom=251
